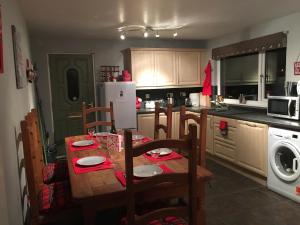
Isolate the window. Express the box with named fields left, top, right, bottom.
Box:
left=221, top=53, right=259, bottom=100
left=220, top=48, right=286, bottom=104
left=265, top=48, right=286, bottom=98
left=66, top=68, right=80, bottom=102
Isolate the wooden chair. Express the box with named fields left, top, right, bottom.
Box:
left=21, top=113, right=78, bottom=225
left=25, top=109, right=68, bottom=186
left=179, top=106, right=208, bottom=167
left=123, top=124, right=198, bottom=225
left=82, top=101, right=115, bottom=134
left=154, top=102, right=172, bottom=139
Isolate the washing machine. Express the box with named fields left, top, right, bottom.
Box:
left=268, top=127, right=300, bottom=202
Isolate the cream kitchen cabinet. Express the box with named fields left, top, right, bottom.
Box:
left=176, top=51, right=201, bottom=85
left=155, top=50, right=177, bottom=86
left=123, top=48, right=207, bottom=88
left=172, top=112, right=180, bottom=139
left=131, top=50, right=155, bottom=87
left=137, top=113, right=155, bottom=139
left=137, top=113, right=168, bottom=139
left=236, top=120, right=268, bottom=176
left=213, top=116, right=237, bottom=163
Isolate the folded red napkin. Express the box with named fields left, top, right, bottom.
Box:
left=72, top=157, right=113, bottom=174
left=68, top=138, right=100, bottom=152
left=115, top=164, right=173, bottom=187
left=143, top=151, right=183, bottom=162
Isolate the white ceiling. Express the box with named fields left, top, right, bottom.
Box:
left=18, top=0, right=300, bottom=40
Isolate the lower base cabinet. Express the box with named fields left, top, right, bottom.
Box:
left=138, top=113, right=268, bottom=177
left=213, top=117, right=237, bottom=162
left=236, top=120, right=268, bottom=176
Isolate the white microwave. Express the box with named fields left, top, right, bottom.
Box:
left=267, top=96, right=300, bottom=120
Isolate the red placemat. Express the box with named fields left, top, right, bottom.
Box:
left=115, top=164, right=173, bottom=187
left=133, top=137, right=152, bottom=145
left=68, top=138, right=100, bottom=152
left=72, top=157, right=113, bottom=174
left=143, top=151, right=183, bottom=162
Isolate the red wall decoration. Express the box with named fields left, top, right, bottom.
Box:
left=295, top=62, right=300, bottom=75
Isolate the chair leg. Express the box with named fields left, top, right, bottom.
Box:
left=197, top=182, right=206, bottom=225
left=83, top=204, right=97, bottom=225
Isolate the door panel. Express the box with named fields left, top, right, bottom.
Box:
left=49, top=54, right=94, bottom=145
left=155, top=51, right=176, bottom=86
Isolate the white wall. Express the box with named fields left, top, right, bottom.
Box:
left=0, top=0, right=34, bottom=225
left=30, top=37, right=205, bottom=143
left=207, top=12, right=300, bottom=84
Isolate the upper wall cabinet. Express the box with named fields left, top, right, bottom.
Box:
left=123, top=48, right=209, bottom=89
left=131, top=50, right=155, bottom=86
left=155, top=50, right=177, bottom=86
left=176, top=51, right=201, bottom=85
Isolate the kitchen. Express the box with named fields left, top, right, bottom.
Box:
left=2, top=0, right=300, bottom=225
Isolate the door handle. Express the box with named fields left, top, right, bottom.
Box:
left=293, top=158, right=298, bottom=172
left=68, top=112, right=82, bottom=119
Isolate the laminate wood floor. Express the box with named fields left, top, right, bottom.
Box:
left=205, top=160, right=300, bottom=225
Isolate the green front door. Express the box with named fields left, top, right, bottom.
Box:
left=49, top=54, right=94, bottom=154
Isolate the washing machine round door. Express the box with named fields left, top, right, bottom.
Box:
left=270, top=141, right=300, bottom=182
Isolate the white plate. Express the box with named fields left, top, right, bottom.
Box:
left=146, top=148, right=173, bottom=156
left=132, top=134, right=144, bottom=141
left=76, top=156, right=106, bottom=166
left=72, top=140, right=95, bottom=147
left=95, top=132, right=111, bottom=136
left=133, top=165, right=163, bottom=178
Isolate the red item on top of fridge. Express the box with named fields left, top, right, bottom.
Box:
left=122, top=70, right=132, bottom=81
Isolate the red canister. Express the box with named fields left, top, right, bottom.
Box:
left=122, top=70, right=132, bottom=81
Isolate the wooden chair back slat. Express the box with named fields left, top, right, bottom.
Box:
left=25, top=110, right=45, bottom=189
left=21, top=119, right=40, bottom=221
left=154, top=102, right=172, bottom=139
left=82, top=101, right=115, bottom=134
left=124, top=124, right=198, bottom=225
left=179, top=106, right=208, bottom=167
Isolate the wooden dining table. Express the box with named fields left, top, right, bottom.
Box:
left=65, top=134, right=213, bottom=225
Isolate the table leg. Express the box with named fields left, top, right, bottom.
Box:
left=83, top=204, right=97, bottom=225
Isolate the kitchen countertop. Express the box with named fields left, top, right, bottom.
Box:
left=137, top=105, right=300, bottom=131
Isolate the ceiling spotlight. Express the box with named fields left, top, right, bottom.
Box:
left=155, top=32, right=160, bottom=38
left=120, top=33, right=126, bottom=40
left=144, top=30, right=149, bottom=38
left=173, top=32, right=178, bottom=38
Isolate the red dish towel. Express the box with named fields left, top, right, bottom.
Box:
left=202, top=61, right=212, bottom=96
left=143, top=151, right=183, bottom=162
left=219, top=120, right=228, bottom=135
left=68, top=138, right=100, bottom=152
left=72, top=157, right=113, bottom=174
left=115, top=164, right=173, bottom=187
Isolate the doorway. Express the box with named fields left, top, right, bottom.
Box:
left=49, top=54, right=95, bottom=156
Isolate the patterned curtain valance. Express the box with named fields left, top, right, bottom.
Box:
left=212, top=32, right=287, bottom=60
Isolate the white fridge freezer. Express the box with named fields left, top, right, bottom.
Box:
left=97, top=82, right=137, bottom=131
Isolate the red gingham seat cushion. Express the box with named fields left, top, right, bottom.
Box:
left=43, top=161, right=69, bottom=184
left=39, top=181, right=72, bottom=213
